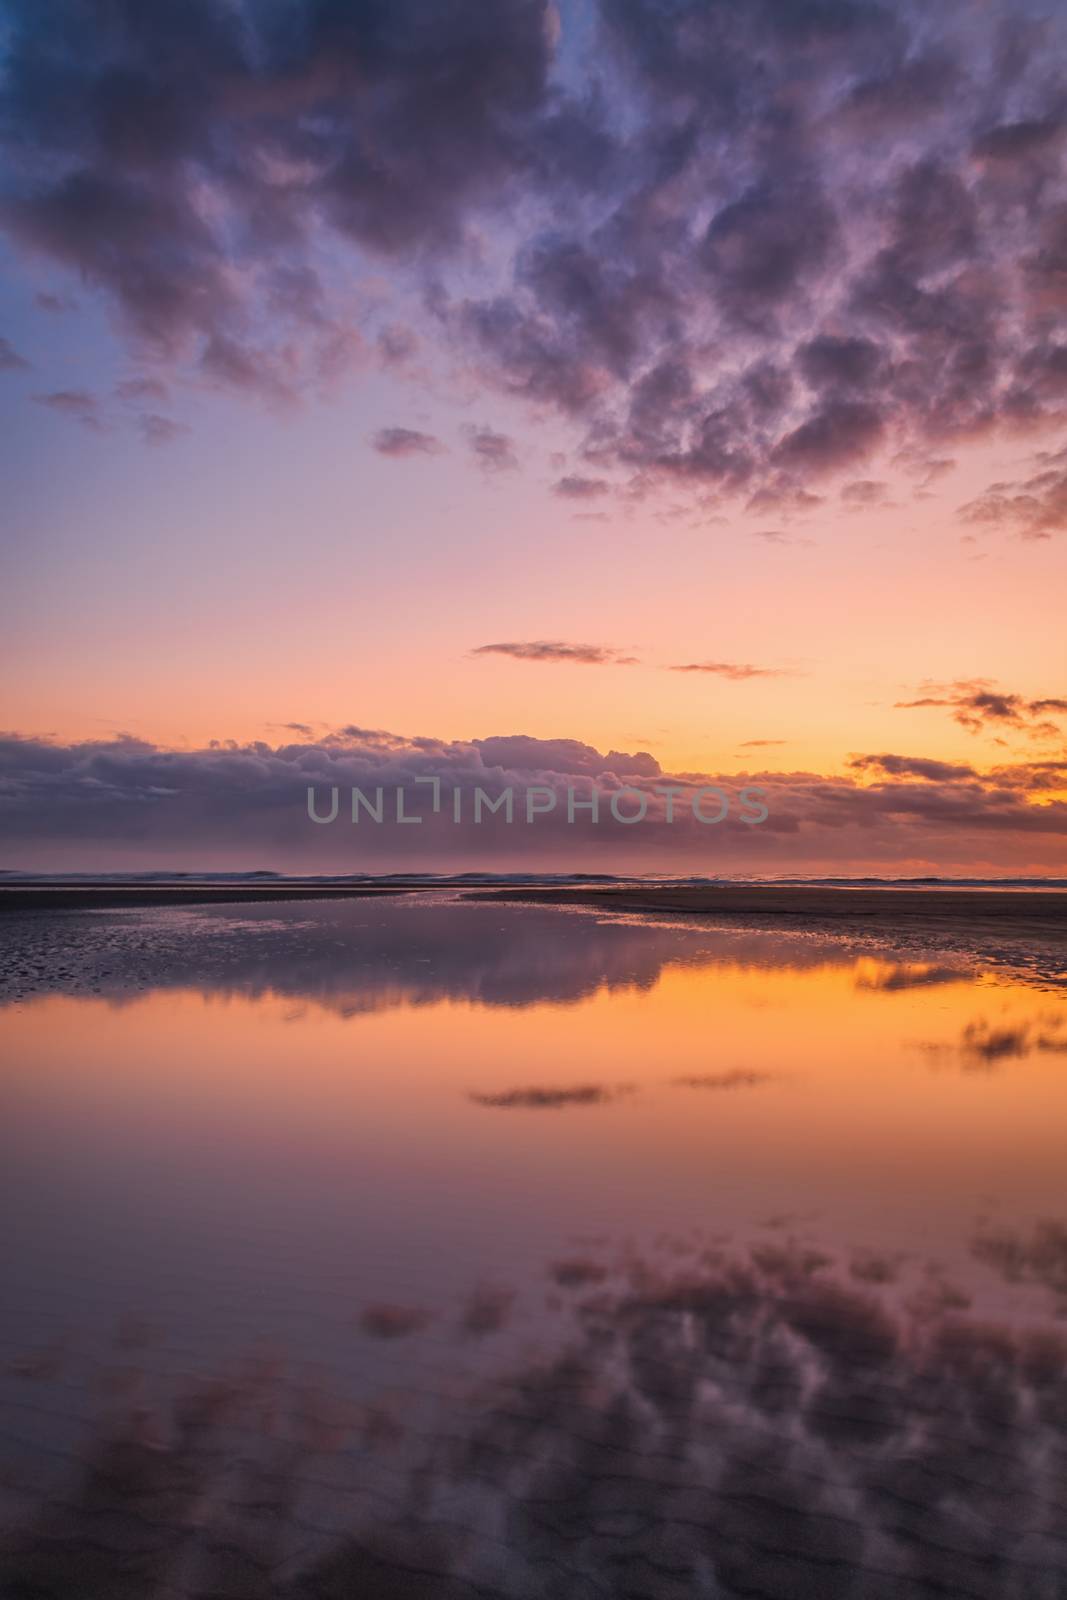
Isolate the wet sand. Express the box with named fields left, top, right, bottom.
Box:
left=0, top=882, right=417, bottom=912
left=471, top=884, right=1067, bottom=940
left=4, top=881, right=1066, bottom=937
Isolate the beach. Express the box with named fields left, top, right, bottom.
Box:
left=473, top=883, right=1067, bottom=941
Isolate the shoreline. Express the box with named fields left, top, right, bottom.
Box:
left=467, top=884, right=1067, bottom=938
left=0, top=883, right=418, bottom=912
left=0, top=880, right=1064, bottom=938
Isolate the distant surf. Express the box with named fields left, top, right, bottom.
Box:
left=2, top=870, right=1065, bottom=891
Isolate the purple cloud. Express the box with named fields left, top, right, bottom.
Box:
left=669, top=662, right=792, bottom=680
left=465, top=426, right=519, bottom=472
left=0, top=335, right=29, bottom=371
left=895, top=681, right=1067, bottom=738
left=33, top=389, right=102, bottom=430
left=1, top=727, right=1065, bottom=875
left=552, top=475, right=611, bottom=499
left=372, top=426, right=445, bottom=459
left=0, top=0, right=1065, bottom=528
left=473, top=640, right=637, bottom=666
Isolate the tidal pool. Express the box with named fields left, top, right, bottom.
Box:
left=1, top=894, right=1065, bottom=1597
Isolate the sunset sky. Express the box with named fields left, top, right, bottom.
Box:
left=1, top=0, right=1065, bottom=873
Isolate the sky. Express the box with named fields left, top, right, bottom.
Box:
left=1, top=0, right=1066, bottom=874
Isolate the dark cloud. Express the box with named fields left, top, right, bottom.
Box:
left=549, top=1257, right=608, bottom=1287
left=0, top=334, right=29, bottom=371
left=199, top=334, right=293, bottom=403
left=1, top=0, right=1063, bottom=521
left=472, top=640, right=637, bottom=665
left=973, top=118, right=1065, bottom=163
left=700, top=183, right=841, bottom=323
left=797, top=335, right=884, bottom=393
left=358, top=1303, right=433, bottom=1339
left=0, top=0, right=560, bottom=387
left=849, top=753, right=979, bottom=782
left=774, top=400, right=886, bottom=478
left=464, top=425, right=518, bottom=471
left=457, top=1284, right=516, bottom=1336
left=920, top=1013, right=1067, bottom=1070
left=988, top=758, right=1067, bottom=795
left=371, top=426, right=445, bottom=458
left=469, top=1084, right=631, bottom=1109
left=959, top=444, right=1067, bottom=540
left=552, top=475, right=610, bottom=498
left=895, top=681, right=1067, bottom=739
left=1, top=727, right=1065, bottom=873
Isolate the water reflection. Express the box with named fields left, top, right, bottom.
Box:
left=3, top=1238, right=1066, bottom=1597
left=0, top=895, right=982, bottom=1013
left=0, top=896, right=1064, bottom=1596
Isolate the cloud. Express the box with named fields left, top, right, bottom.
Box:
left=33, top=389, right=102, bottom=430
left=0, top=0, right=560, bottom=394
left=0, top=0, right=1065, bottom=527
left=458, top=1284, right=516, bottom=1336
left=472, top=734, right=659, bottom=775
left=920, top=1013, right=1067, bottom=1070
left=774, top=400, right=886, bottom=478
left=669, top=662, right=791, bottom=680
left=840, top=479, right=891, bottom=508
left=552, top=475, right=610, bottom=499
left=672, top=1070, right=775, bottom=1090
left=6, top=1227, right=1067, bottom=1596
left=849, top=754, right=979, bottom=782
left=974, top=1219, right=1067, bottom=1297
left=115, top=376, right=169, bottom=404
left=959, top=445, right=1067, bottom=540
left=358, top=1304, right=433, bottom=1339
left=549, top=1258, right=608, bottom=1287
left=371, top=426, right=445, bottom=458
left=2, top=725, right=1066, bottom=875
left=798, top=336, right=884, bottom=393
left=739, top=739, right=787, bottom=749
left=0, top=335, right=29, bottom=371
left=854, top=963, right=966, bottom=993
left=472, top=640, right=637, bottom=665
left=464, top=425, right=518, bottom=472
left=987, top=758, right=1067, bottom=795
left=895, top=681, right=1067, bottom=738
left=700, top=182, right=841, bottom=322
left=469, top=1084, right=631, bottom=1109
left=137, top=413, right=186, bottom=446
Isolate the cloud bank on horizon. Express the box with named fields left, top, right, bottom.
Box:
left=2, top=724, right=1065, bottom=874
left=1, top=0, right=1066, bottom=532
